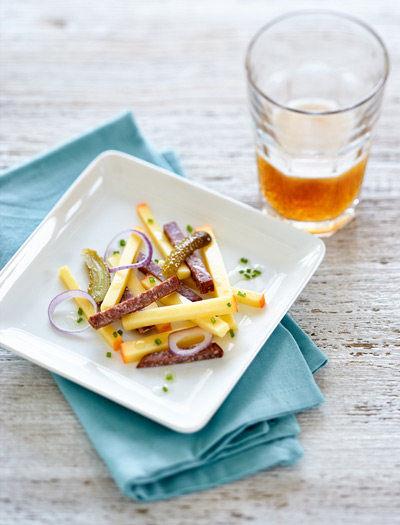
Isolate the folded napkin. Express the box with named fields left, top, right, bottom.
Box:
left=0, top=111, right=327, bottom=501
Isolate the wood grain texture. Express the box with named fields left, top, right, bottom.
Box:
left=1, top=0, right=399, bottom=524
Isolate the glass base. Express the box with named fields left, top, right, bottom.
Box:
left=260, top=199, right=359, bottom=237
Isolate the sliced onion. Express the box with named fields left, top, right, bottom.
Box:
left=48, top=290, right=98, bottom=334
left=168, top=327, right=213, bottom=357
left=104, top=229, right=153, bottom=273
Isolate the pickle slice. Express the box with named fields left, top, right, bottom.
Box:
left=81, top=248, right=111, bottom=304
left=162, top=231, right=212, bottom=279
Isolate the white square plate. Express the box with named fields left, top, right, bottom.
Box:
left=0, top=151, right=325, bottom=432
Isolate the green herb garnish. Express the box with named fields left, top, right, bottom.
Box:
left=119, top=239, right=126, bottom=247
left=113, top=250, right=120, bottom=255
left=240, top=257, right=248, bottom=264
left=149, top=276, right=156, bottom=284
left=229, top=329, right=235, bottom=338
left=77, top=317, right=83, bottom=323
left=148, top=218, right=154, bottom=223
left=117, top=329, right=123, bottom=336
left=106, top=352, right=112, bottom=358
left=155, top=259, right=159, bottom=263
left=77, top=307, right=83, bottom=316
left=186, top=225, right=193, bottom=233
left=237, top=291, right=247, bottom=297
left=155, top=338, right=162, bottom=346
left=227, top=302, right=232, bottom=307
left=210, top=317, right=216, bottom=324
left=165, top=373, right=174, bottom=381
left=162, top=386, right=168, bottom=392
left=113, top=331, right=118, bottom=338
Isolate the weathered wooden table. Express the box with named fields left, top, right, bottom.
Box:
left=1, top=1, right=399, bottom=523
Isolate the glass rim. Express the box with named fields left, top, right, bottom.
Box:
left=245, top=9, right=390, bottom=116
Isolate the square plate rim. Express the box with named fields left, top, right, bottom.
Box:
left=0, top=150, right=326, bottom=433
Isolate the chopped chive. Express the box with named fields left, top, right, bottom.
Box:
left=186, top=225, right=193, bottom=233
left=117, top=329, right=123, bottom=336
left=154, top=259, right=159, bottom=263
left=253, top=269, right=262, bottom=275
left=77, top=317, right=83, bottom=323
left=244, top=274, right=251, bottom=279
left=77, top=307, right=83, bottom=316
left=106, top=352, right=112, bottom=358
left=227, top=302, right=232, bottom=307
left=149, top=276, right=155, bottom=284
left=246, top=268, right=251, bottom=273
left=155, top=338, right=162, bottom=346
left=162, top=386, right=168, bottom=392
left=237, top=291, right=247, bottom=298
left=239, top=269, right=245, bottom=274
left=229, top=329, right=235, bottom=338
left=113, top=250, right=120, bottom=255
left=240, top=257, right=248, bottom=264
left=119, top=239, right=126, bottom=247
left=113, top=331, right=118, bottom=338
left=165, top=373, right=174, bottom=381
left=147, top=218, right=154, bottom=223
left=210, top=317, right=216, bottom=324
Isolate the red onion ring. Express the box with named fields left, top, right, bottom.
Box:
left=168, top=327, right=213, bottom=357
left=48, top=290, right=98, bottom=334
left=104, top=229, right=153, bottom=273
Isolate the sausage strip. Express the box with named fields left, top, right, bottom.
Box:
left=120, top=287, right=154, bottom=333
left=89, top=276, right=179, bottom=330
left=137, top=252, right=202, bottom=302
left=137, top=342, right=224, bottom=368
left=163, top=222, right=214, bottom=294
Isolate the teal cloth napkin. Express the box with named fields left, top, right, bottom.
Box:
left=0, top=111, right=327, bottom=501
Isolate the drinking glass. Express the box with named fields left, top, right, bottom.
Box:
left=246, top=11, right=389, bottom=236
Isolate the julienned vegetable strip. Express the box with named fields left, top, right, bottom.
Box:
left=58, top=266, right=123, bottom=351
left=196, top=225, right=238, bottom=331
left=120, top=323, right=195, bottom=363
left=89, top=276, right=180, bottom=330
left=100, top=228, right=143, bottom=311
left=136, top=203, right=191, bottom=280
left=231, top=287, right=266, bottom=308
left=122, top=295, right=237, bottom=331
left=141, top=274, right=230, bottom=338
left=108, top=252, right=171, bottom=333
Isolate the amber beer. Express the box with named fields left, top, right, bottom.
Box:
left=257, top=154, right=368, bottom=223
left=246, top=12, right=389, bottom=235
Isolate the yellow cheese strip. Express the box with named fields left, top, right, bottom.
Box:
left=141, top=275, right=230, bottom=337
left=231, top=287, right=266, bottom=308
left=101, top=229, right=143, bottom=311
left=109, top=253, right=171, bottom=333
left=58, top=266, right=123, bottom=351
left=196, top=225, right=238, bottom=330
left=136, top=203, right=190, bottom=280
left=120, top=323, right=194, bottom=363
left=122, top=295, right=237, bottom=331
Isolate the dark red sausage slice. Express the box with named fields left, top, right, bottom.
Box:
left=137, top=253, right=202, bottom=302
left=137, top=342, right=224, bottom=368
left=163, top=221, right=214, bottom=294
left=89, top=276, right=179, bottom=330
left=120, top=287, right=154, bottom=333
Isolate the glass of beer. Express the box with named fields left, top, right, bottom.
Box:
left=246, top=11, right=389, bottom=236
